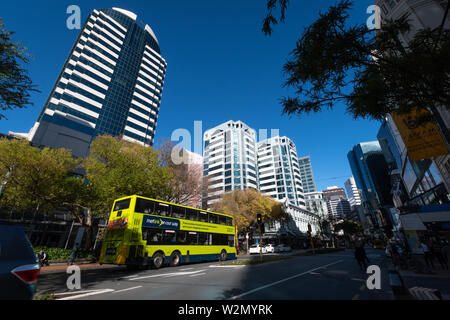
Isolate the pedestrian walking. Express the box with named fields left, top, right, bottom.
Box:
left=433, top=241, right=449, bottom=270
left=354, top=241, right=368, bottom=271
left=69, top=243, right=79, bottom=265
left=421, top=240, right=435, bottom=269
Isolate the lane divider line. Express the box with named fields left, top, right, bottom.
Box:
left=58, top=289, right=115, bottom=300
left=112, top=286, right=142, bottom=294
left=228, top=260, right=344, bottom=300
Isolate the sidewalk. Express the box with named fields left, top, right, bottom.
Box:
left=399, top=265, right=450, bottom=300
left=39, top=262, right=122, bottom=274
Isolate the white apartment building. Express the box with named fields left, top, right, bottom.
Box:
left=264, top=202, right=320, bottom=238
left=344, top=176, right=362, bottom=208
left=202, top=121, right=258, bottom=209
left=257, top=136, right=306, bottom=209
left=304, top=191, right=329, bottom=218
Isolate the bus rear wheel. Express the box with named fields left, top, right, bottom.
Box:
left=220, top=250, right=227, bottom=261
left=170, top=251, right=181, bottom=267
left=152, top=252, right=164, bottom=269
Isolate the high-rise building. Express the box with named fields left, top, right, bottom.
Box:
left=344, top=176, right=362, bottom=208
left=19, top=8, right=167, bottom=157
left=298, top=156, right=317, bottom=193
left=322, top=186, right=351, bottom=219
left=257, top=136, right=305, bottom=208
left=202, top=121, right=258, bottom=209
left=347, top=141, right=393, bottom=208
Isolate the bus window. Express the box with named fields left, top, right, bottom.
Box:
left=186, top=209, right=198, bottom=221
left=172, top=206, right=185, bottom=219
left=177, top=230, right=187, bottom=244
left=209, top=214, right=218, bottom=224
left=198, top=233, right=209, bottom=245
left=199, top=212, right=208, bottom=223
left=218, top=215, right=227, bottom=225
left=162, top=230, right=177, bottom=244
left=146, top=229, right=163, bottom=245
left=226, top=217, right=233, bottom=226
left=186, top=232, right=197, bottom=245
left=135, top=198, right=155, bottom=214
left=228, top=235, right=235, bottom=247
left=211, top=234, right=228, bottom=245
left=155, top=203, right=171, bottom=217
left=113, top=198, right=131, bottom=211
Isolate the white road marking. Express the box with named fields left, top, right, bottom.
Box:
left=58, top=289, right=115, bottom=300
left=180, top=268, right=194, bottom=271
left=228, top=260, right=344, bottom=300
left=209, top=265, right=246, bottom=268
left=189, top=273, right=206, bottom=277
left=129, top=269, right=207, bottom=281
left=112, top=286, right=142, bottom=293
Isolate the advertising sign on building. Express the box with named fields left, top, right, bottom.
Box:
left=391, top=109, right=449, bottom=162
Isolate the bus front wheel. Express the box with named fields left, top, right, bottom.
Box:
left=170, top=251, right=181, bottom=267
left=152, top=252, right=164, bottom=269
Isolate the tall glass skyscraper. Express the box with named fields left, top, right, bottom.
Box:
left=298, top=156, right=317, bottom=193
left=27, top=8, right=167, bottom=157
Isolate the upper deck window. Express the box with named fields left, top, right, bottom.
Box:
left=113, top=198, right=131, bottom=211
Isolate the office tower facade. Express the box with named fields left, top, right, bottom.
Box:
left=298, top=156, right=317, bottom=193
left=344, top=176, right=362, bottom=208
left=25, top=8, right=167, bottom=157
left=347, top=141, right=393, bottom=208
left=257, top=136, right=305, bottom=208
left=322, top=187, right=351, bottom=218
left=202, top=121, right=258, bottom=209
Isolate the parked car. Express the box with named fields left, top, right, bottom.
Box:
left=275, top=244, right=292, bottom=253
left=264, top=244, right=275, bottom=253
left=0, top=225, right=40, bottom=300
left=249, top=244, right=267, bottom=254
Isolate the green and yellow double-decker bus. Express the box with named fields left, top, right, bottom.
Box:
left=99, top=195, right=237, bottom=269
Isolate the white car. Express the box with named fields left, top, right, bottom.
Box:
left=275, top=244, right=292, bottom=253
left=264, top=244, right=275, bottom=253
left=249, top=244, right=267, bottom=254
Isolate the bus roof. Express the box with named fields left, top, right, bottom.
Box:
left=114, top=195, right=234, bottom=219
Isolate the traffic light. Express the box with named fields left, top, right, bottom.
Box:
left=256, top=214, right=264, bottom=234
left=257, top=214, right=262, bottom=224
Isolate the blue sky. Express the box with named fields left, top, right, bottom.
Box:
left=0, top=0, right=381, bottom=192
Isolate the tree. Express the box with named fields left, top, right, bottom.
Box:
left=0, top=17, right=39, bottom=119
left=157, top=139, right=203, bottom=207
left=0, top=138, right=96, bottom=248
left=211, top=188, right=289, bottom=235
left=84, top=135, right=175, bottom=214
left=263, top=1, right=450, bottom=132
left=333, top=220, right=362, bottom=239
left=0, top=138, right=81, bottom=213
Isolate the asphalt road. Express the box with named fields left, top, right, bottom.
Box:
left=36, top=248, right=394, bottom=300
